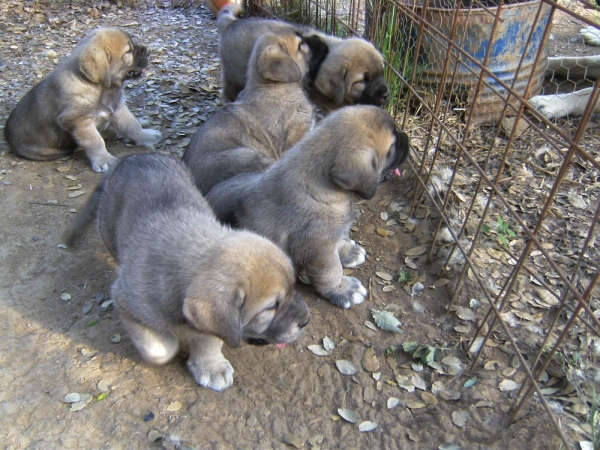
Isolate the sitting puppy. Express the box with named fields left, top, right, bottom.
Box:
left=64, top=154, right=309, bottom=391
left=205, top=106, right=410, bottom=309
left=217, top=5, right=390, bottom=112
left=183, top=29, right=316, bottom=194
left=4, top=27, right=162, bottom=173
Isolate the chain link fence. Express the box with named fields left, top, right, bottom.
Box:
left=248, top=0, right=600, bottom=446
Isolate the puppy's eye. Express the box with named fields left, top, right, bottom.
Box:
left=267, top=300, right=280, bottom=311
left=364, top=72, right=371, bottom=82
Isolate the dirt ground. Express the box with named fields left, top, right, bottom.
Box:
left=0, top=1, right=576, bottom=449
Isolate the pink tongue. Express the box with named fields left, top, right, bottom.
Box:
left=393, top=168, right=402, bottom=177
left=276, top=343, right=287, bottom=349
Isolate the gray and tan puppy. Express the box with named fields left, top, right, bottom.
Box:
left=217, top=5, right=389, bottom=112
left=206, top=106, right=410, bottom=309
left=183, top=29, right=316, bottom=194
left=4, top=27, right=162, bottom=173
left=64, top=154, right=310, bottom=391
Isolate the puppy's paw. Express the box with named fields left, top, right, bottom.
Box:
left=323, top=276, right=367, bottom=309
left=187, top=356, right=234, bottom=391
left=137, top=129, right=163, bottom=148
left=530, top=93, right=582, bottom=120
left=90, top=153, right=117, bottom=173
left=581, top=26, right=600, bottom=46
left=339, top=241, right=367, bottom=268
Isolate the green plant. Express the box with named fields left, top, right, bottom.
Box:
left=371, top=0, right=426, bottom=114
left=497, top=215, right=517, bottom=247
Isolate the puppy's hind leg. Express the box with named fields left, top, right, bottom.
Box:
left=179, top=329, right=234, bottom=391
left=119, top=313, right=180, bottom=365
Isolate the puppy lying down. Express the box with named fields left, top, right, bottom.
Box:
left=64, top=154, right=310, bottom=391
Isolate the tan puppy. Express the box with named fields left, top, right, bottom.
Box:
left=205, top=106, right=410, bottom=309
left=4, top=27, right=162, bottom=173
left=217, top=5, right=389, bottom=112
left=183, top=29, right=316, bottom=194
left=64, top=154, right=309, bottom=391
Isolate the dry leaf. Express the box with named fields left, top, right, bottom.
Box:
left=308, top=345, right=331, bottom=356
left=338, top=408, right=359, bottom=423
left=376, top=271, right=393, bottom=281
left=452, top=410, right=469, bottom=427
left=335, top=360, right=358, bottom=376
left=498, top=379, right=521, bottom=391
left=405, top=245, right=428, bottom=257
left=358, top=421, right=378, bottom=432
left=387, top=397, right=401, bottom=409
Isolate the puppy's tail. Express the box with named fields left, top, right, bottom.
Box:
left=62, top=180, right=105, bottom=247
left=216, top=2, right=243, bottom=35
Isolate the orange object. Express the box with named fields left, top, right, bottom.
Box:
left=210, top=0, right=233, bottom=12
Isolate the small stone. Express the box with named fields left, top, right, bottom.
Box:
left=111, top=334, right=122, bottom=343
left=147, top=430, right=162, bottom=442
left=282, top=433, right=303, bottom=448
left=246, top=415, right=258, bottom=427
left=97, top=380, right=110, bottom=392
left=60, top=293, right=72, bottom=301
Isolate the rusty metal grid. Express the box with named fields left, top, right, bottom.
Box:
left=249, top=0, right=600, bottom=446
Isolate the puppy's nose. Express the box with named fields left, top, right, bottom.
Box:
left=378, top=85, right=390, bottom=103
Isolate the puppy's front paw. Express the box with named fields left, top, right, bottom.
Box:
left=530, top=93, right=583, bottom=120
left=339, top=241, right=367, bottom=268
left=137, top=129, right=163, bottom=148
left=581, top=26, right=600, bottom=46
left=187, top=356, right=234, bottom=391
left=90, top=153, right=117, bottom=173
left=323, top=276, right=367, bottom=309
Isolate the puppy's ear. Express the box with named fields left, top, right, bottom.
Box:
left=394, top=129, right=411, bottom=167
left=183, top=286, right=244, bottom=348
left=304, top=35, right=329, bottom=82
left=331, top=148, right=379, bottom=200
left=79, top=46, right=112, bottom=88
left=258, top=44, right=302, bottom=82
left=314, top=64, right=346, bottom=105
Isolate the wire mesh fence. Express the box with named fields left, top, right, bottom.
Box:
left=249, top=0, right=600, bottom=446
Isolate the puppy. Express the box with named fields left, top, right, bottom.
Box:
left=64, top=154, right=309, bottom=391
left=4, top=27, right=162, bottom=173
left=206, top=106, right=410, bottom=309
left=183, top=29, right=316, bottom=194
left=217, top=5, right=389, bottom=112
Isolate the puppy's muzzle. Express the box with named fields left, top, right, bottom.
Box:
left=246, top=338, right=270, bottom=346
left=381, top=128, right=410, bottom=181
left=127, top=45, right=150, bottom=80
left=359, top=77, right=390, bottom=107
